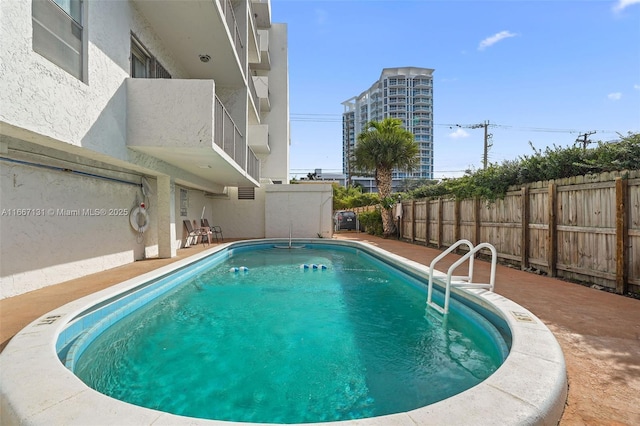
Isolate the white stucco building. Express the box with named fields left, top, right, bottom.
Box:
left=342, top=67, right=435, bottom=192
left=0, top=0, right=333, bottom=299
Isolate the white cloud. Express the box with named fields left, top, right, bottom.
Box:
left=478, top=30, right=518, bottom=51
left=613, top=0, right=640, bottom=13
left=608, top=92, right=622, bottom=100
left=449, top=128, right=470, bottom=139
left=634, top=84, right=640, bottom=90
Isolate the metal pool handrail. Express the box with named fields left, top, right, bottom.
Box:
left=427, top=240, right=497, bottom=314
left=427, top=239, right=474, bottom=314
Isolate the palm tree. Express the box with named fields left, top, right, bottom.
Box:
left=353, top=118, right=419, bottom=236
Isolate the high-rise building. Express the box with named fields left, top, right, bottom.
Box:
left=342, top=67, right=434, bottom=192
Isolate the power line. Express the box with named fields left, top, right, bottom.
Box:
left=291, top=115, right=623, bottom=134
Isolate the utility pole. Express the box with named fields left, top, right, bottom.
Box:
left=575, top=131, right=596, bottom=150
left=482, top=120, right=493, bottom=169
left=456, top=120, right=493, bottom=169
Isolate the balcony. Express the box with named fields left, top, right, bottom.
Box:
left=248, top=124, right=270, bottom=155
left=131, top=0, right=245, bottom=86
left=414, top=79, right=432, bottom=88
left=126, top=79, right=259, bottom=185
left=387, top=79, right=406, bottom=87
left=414, top=105, right=432, bottom=111
left=251, top=30, right=271, bottom=70
left=388, top=96, right=406, bottom=105
left=251, top=0, right=272, bottom=29
left=248, top=76, right=260, bottom=122
left=414, top=97, right=432, bottom=105
left=247, top=5, right=260, bottom=65
left=219, top=0, right=246, bottom=76
left=252, top=76, right=270, bottom=112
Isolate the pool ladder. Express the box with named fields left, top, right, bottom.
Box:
left=426, top=240, right=497, bottom=315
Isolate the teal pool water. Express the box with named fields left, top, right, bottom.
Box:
left=73, top=245, right=508, bottom=424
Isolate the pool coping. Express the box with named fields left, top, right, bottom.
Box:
left=0, top=239, right=567, bottom=425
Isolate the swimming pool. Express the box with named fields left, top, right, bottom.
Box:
left=0, top=239, right=567, bottom=425
left=68, top=244, right=508, bottom=423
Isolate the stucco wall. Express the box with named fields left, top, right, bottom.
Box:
left=0, top=0, right=217, bottom=186
left=174, top=187, right=224, bottom=246
left=0, top=0, right=292, bottom=298
left=0, top=0, right=194, bottom=299
left=210, top=187, right=267, bottom=239
left=265, top=184, right=333, bottom=239
left=127, top=79, right=216, bottom=150
left=0, top=143, right=231, bottom=299
left=207, top=184, right=334, bottom=240
left=0, top=143, right=148, bottom=299
left=0, top=0, right=186, bottom=160
left=259, top=23, right=289, bottom=183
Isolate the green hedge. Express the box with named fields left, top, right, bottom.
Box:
left=357, top=209, right=383, bottom=236
left=406, top=132, right=640, bottom=202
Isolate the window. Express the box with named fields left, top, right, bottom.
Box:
left=131, top=39, right=149, bottom=78
left=130, top=33, right=171, bottom=79
left=32, top=0, right=85, bottom=80
left=180, top=188, right=188, bottom=216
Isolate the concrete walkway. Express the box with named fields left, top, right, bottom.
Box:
left=1, top=234, right=639, bottom=425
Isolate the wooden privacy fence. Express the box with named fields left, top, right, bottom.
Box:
left=397, top=170, right=640, bottom=295
left=351, top=205, right=377, bottom=215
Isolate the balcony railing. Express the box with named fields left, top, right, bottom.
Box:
left=221, top=0, right=246, bottom=73
left=248, top=75, right=259, bottom=111
left=414, top=80, right=432, bottom=87
left=254, top=29, right=271, bottom=70
left=252, top=76, right=270, bottom=112
left=215, top=96, right=244, bottom=165
left=414, top=97, right=432, bottom=105
left=246, top=148, right=259, bottom=181
left=215, top=96, right=259, bottom=181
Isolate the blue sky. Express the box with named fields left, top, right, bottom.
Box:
left=271, top=0, right=640, bottom=179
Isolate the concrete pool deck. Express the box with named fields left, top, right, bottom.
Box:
left=1, top=234, right=638, bottom=425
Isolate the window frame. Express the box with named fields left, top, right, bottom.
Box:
left=32, top=0, right=86, bottom=81
left=130, top=33, right=172, bottom=79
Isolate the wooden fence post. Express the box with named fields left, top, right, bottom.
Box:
left=410, top=200, right=416, bottom=242
left=425, top=199, right=431, bottom=246
left=521, top=186, right=530, bottom=270
left=398, top=202, right=404, bottom=240
left=437, top=198, right=443, bottom=248
left=454, top=199, right=461, bottom=244
left=474, top=197, right=481, bottom=245
left=616, top=177, right=629, bottom=294
left=547, top=183, right=557, bottom=277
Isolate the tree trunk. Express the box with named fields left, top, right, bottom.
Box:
left=375, top=167, right=396, bottom=237
left=382, top=207, right=397, bottom=237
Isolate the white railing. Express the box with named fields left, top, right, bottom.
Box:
left=427, top=240, right=497, bottom=315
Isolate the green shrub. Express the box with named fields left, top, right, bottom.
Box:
left=333, top=183, right=380, bottom=210
left=357, top=209, right=383, bottom=236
